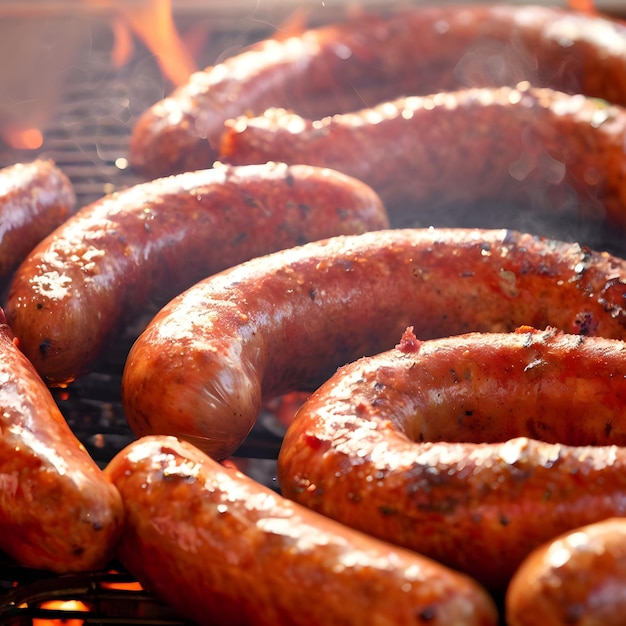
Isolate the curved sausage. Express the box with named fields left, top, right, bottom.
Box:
left=220, top=85, right=626, bottom=239
left=121, top=228, right=626, bottom=461
left=506, top=517, right=626, bottom=626
left=0, top=308, right=122, bottom=572
left=4, top=162, right=387, bottom=386
left=105, top=434, right=499, bottom=626
left=129, top=4, right=626, bottom=179
left=0, top=159, right=75, bottom=291
left=277, top=325, right=626, bottom=592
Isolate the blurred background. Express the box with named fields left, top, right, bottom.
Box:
left=1, top=0, right=624, bottom=207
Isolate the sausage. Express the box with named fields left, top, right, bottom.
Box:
left=219, top=85, right=626, bottom=240
left=277, top=325, right=626, bottom=592
left=128, top=4, right=626, bottom=179
left=0, top=159, right=75, bottom=291
left=121, top=228, right=626, bottom=461
left=506, top=517, right=626, bottom=626
left=0, top=307, right=122, bottom=572
left=104, top=434, right=499, bottom=626
left=4, top=162, right=387, bottom=386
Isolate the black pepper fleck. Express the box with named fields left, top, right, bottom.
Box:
left=39, top=338, right=52, bottom=357
left=379, top=505, right=398, bottom=515
left=417, top=605, right=437, bottom=621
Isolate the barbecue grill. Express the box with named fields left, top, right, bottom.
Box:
left=1, top=1, right=625, bottom=623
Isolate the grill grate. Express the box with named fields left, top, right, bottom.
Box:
left=0, top=560, right=193, bottom=625
left=0, top=6, right=296, bottom=203
left=0, top=21, right=151, bottom=205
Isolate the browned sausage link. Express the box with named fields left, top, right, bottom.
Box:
left=0, top=159, right=75, bottom=290
left=121, top=228, right=626, bottom=461
left=506, top=517, right=626, bottom=626
left=0, top=308, right=122, bottom=572
left=220, top=86, right=626, bottom=240
left=277, top=326, right=626, bottom=592
left=4, top=162, right=387, bottom=386
left=105, top=435, right=499, bottom=626
left=129, top=4, right=626, bottom=179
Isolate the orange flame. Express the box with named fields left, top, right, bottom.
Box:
left=2, top=127, right=44, bottom=151
left=567, top=0, right=597, bottom=14
left=100, top=579, right=144, bottom=591
left=102, top=0, right=197, bottom=86
left=33, top=600, right=88, bottom=626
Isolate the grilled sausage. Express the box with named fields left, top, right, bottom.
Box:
left=0, top=159, right=75, bottom=291
left=220, top=85, right=626, bottom=239
left=105, top=434, right=499, bottom=626
left=121, top=228, right=626, bottom=461
left=129, top=4, right=626, bottom=179
left=506, top=517, right=626, bottom=626
left=4, top=162, right=387, bottom=386
left=0, top=308, right=122, bottom=572
left=277, top=325, right=626, bottom=592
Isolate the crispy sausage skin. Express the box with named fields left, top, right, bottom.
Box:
left=121, top=228, right=626, bottom=460
left=105, top=435, right=499, bottom=626
left=277, top=326, right=626, bottom=592
left=0, top=308, right=122, bottom=572
left=129, top=4, right=626, bottom=179
left=220, top=86, right=626, bottom=237
left=4, top=162, right=387, bottom=386
left=506, top=517, right=626, bottom=626
left=0, top=159, right=75, bottom=290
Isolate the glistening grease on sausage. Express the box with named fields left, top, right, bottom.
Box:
left=4, top=162, right=387, bottom=386
left=506, top=517, right=626, bottom=626
left=220, top=86, right=626, bottom=238
left=277, top=326, right=626, bottom=592
left=0, top=308, right=122, bottom=572
left=121, top=228, right=626, bottom=461
left=105, top=435, right=499, bottom=626
left=129, top=4, right=626, bottom=179
left=0, top=159, right=75, bottom=291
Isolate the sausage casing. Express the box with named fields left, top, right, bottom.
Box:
left=105, top=435, right=499, bottom=626
left=0, top=308, right=122, bottom=572
left=220, top=86, right=626, bottom=241
left=129, top=5, right=626, bottom=179
left=506, top=517, right=626, bottom=626
left=4, top=162, right=387, bottom=386
left=0, top=159, right=75, bottom=290
left=121, top=228, right=626, bottom=460
left=277, top=326, right=626, bottom=591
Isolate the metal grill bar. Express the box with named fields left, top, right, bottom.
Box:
left=0, top=568, right=193, bottom=625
